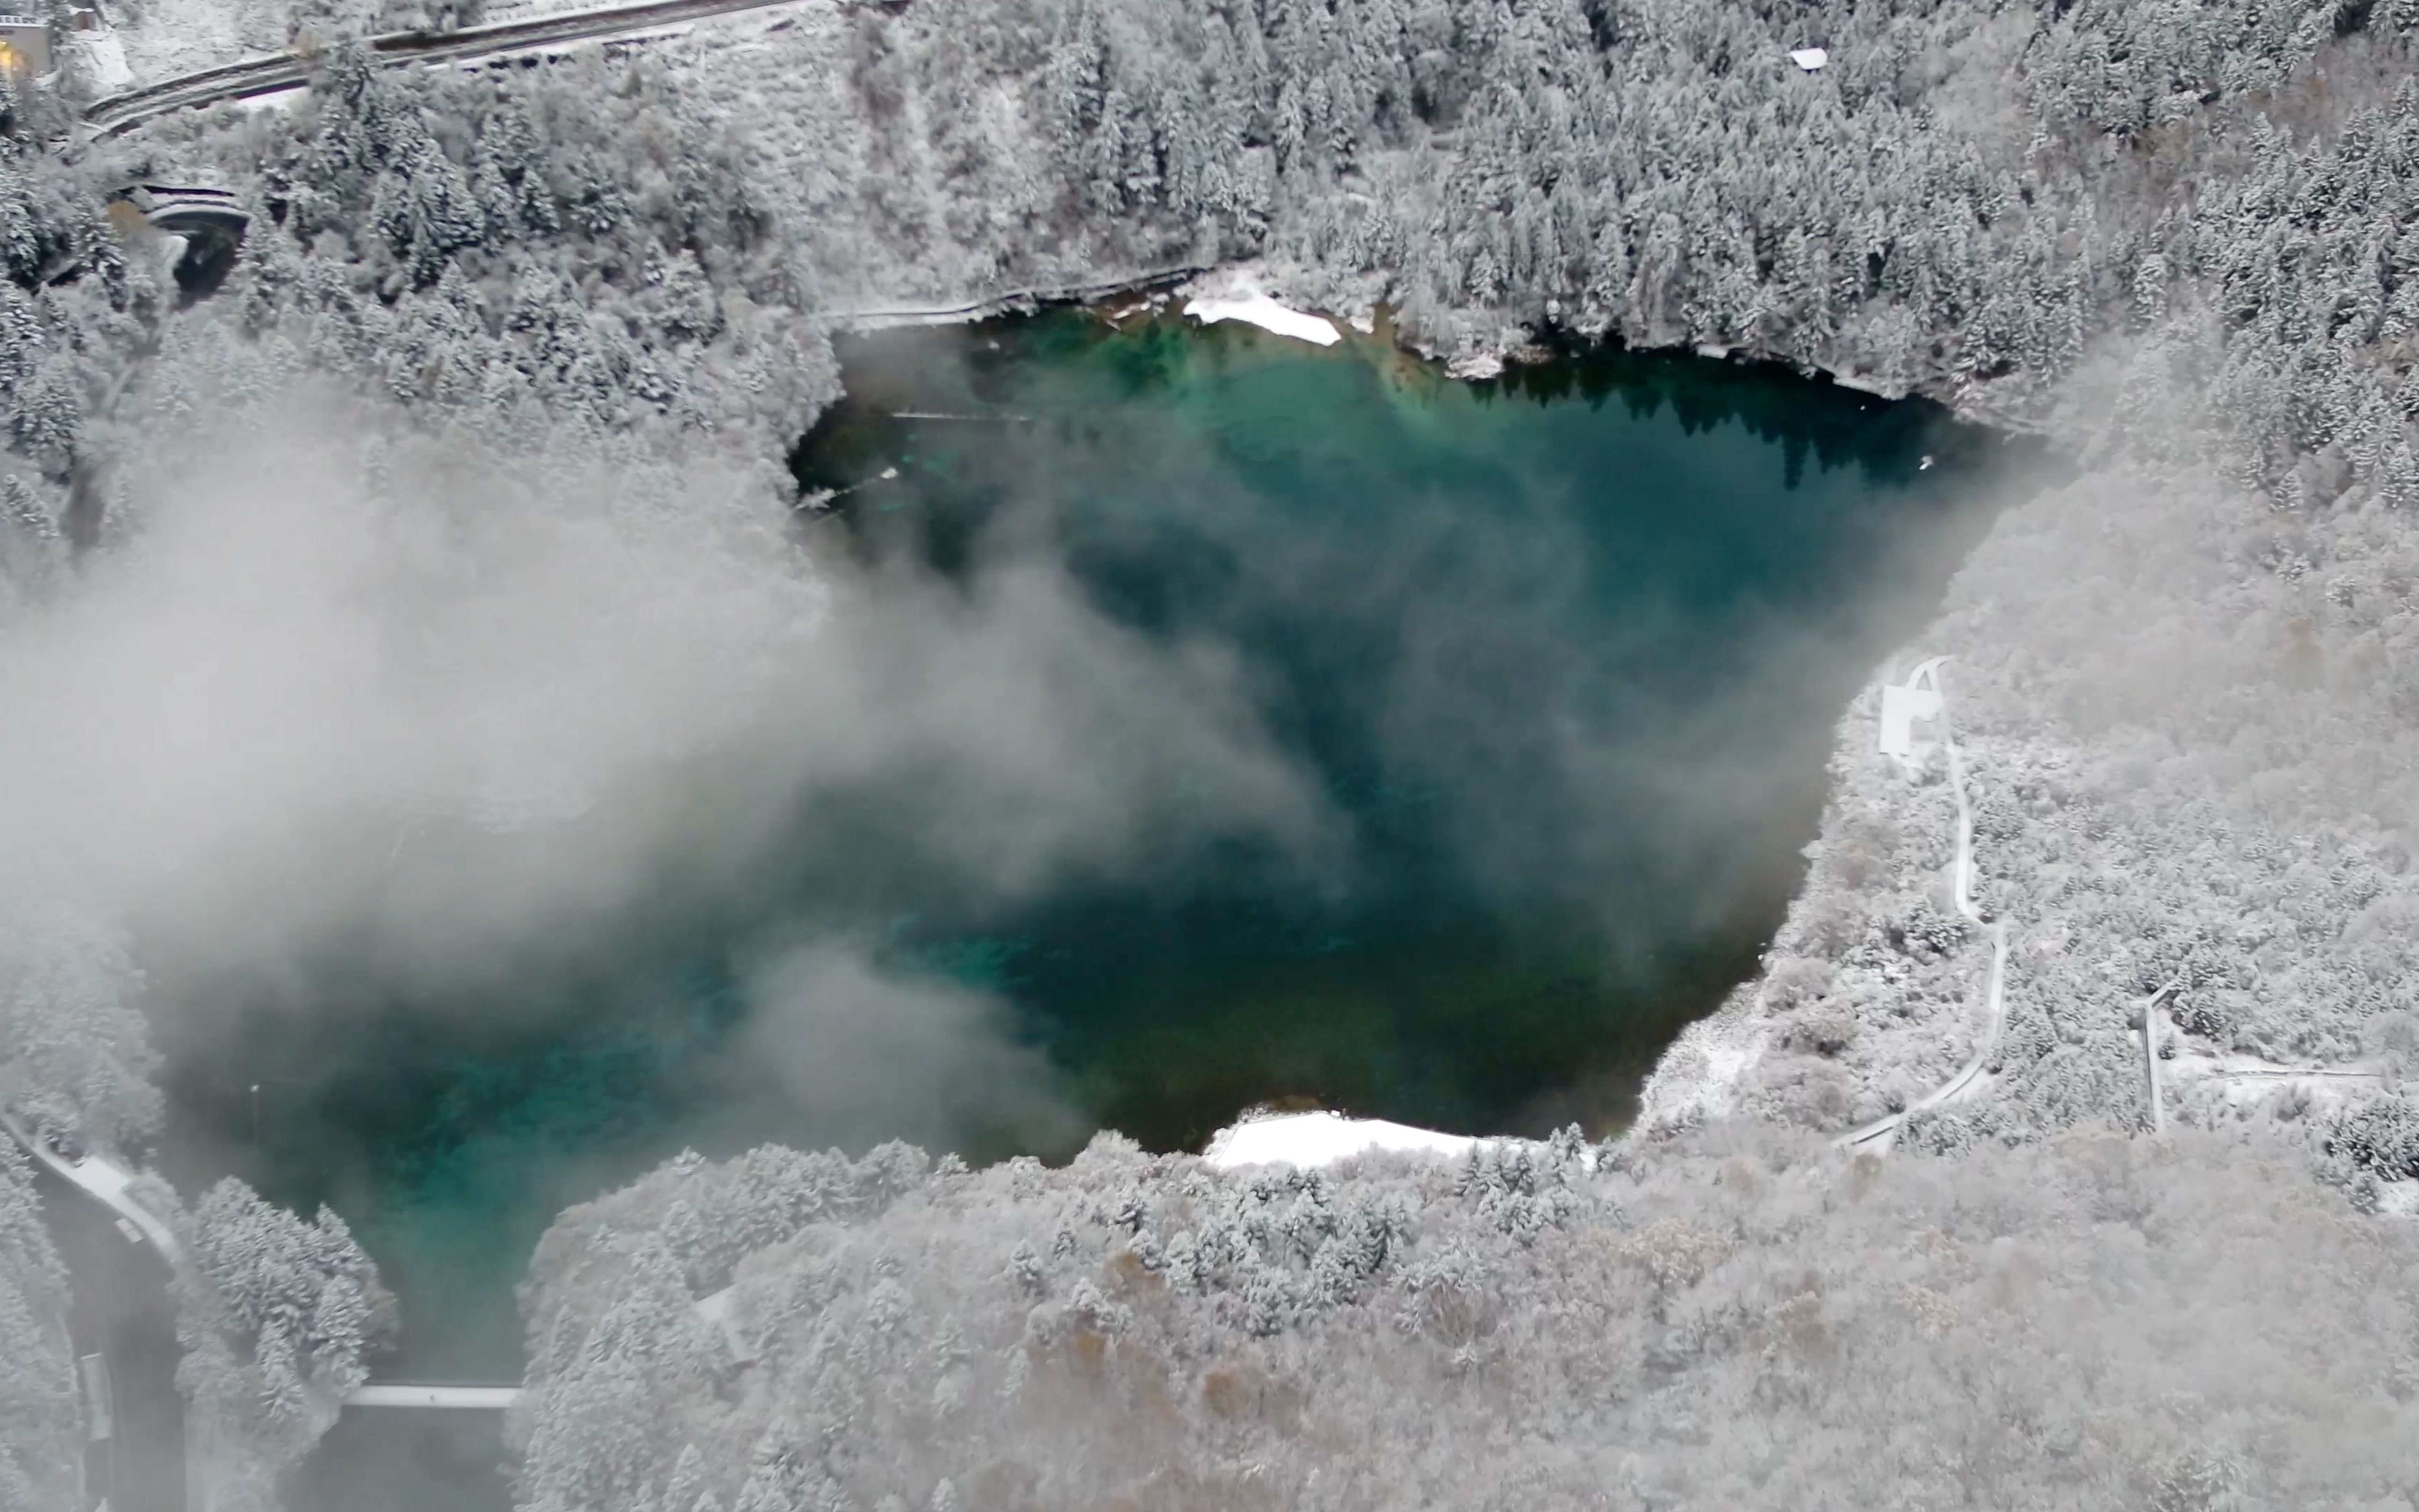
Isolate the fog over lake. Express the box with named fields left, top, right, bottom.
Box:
left=151, top=315, right=2019, bottom=1443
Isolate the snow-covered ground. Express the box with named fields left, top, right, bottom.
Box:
left=1181, top=270, right=1342, bottom=348
left=2159, top=1018, right=2387, bottom=1120
left=229, top=85, right=304, bottom=113
left=1633, top=1006, right=1766, bottom=1131
left=57, top=29, right=134, bottom=94
left=1202, top=1109, right=1482, bottom=1170
left=107, top=0, right=288, bottom=88
left=479, top=0, right=611, bottom=23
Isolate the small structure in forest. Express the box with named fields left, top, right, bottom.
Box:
left=1878, top=658, right=1945, bottom=769
left=1789, top=46, right=1828, bottom=71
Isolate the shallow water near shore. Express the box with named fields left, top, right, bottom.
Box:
left=154, top=309, right=2025, bottom=1507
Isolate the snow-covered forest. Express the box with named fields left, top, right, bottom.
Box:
left=175, top=1179, right=396, bottom=1511
left=515, top=1126, right=2419, bottom=1511
left=0, top=1143, right=76, bottom=1512
left=15, top=0, right=2419, bottom=1501
left=35, top=0, right=2394, bottom=1149
left=8, top=0, right=2416, bottom=494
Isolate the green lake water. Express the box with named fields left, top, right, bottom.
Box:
left=154, top=310, right=2025, bottom=1508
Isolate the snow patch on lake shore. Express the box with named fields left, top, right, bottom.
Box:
left=1203, top=1109, right=1480, bottom=1170
left=1182, top=272, right=1342, bottom=347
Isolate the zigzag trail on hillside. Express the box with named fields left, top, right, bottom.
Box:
left=1833, top=663, right=2387, bottom=1154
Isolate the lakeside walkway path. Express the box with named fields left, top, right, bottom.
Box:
left=818, top=266, right=1207, bottom=330
left=1837, top=657, right=2010, bottom=1152
left=1836, top=661, right=2383, bottom=1150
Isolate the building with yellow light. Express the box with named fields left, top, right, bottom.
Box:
left=0, top=14, right=51, bottom=76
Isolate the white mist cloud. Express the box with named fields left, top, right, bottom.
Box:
left=727, top=941, right=1085, bottom=1154
left=0, top=376, right=1335, bottom=1152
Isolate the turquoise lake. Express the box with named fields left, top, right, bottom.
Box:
left=155, top=310, right=2026, bottom=1506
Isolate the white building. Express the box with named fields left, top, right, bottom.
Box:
left=1878, top=658, right=1945, bottom=770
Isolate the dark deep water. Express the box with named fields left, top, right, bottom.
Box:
left=784, top=313, right=2008, bottom=1147
left=154, top=309, right=2029, bottom=1510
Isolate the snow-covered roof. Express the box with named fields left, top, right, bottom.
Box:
left=1789, top=47, right=1828, bottom=71
left=1878, top=680, right=1941, bottom=761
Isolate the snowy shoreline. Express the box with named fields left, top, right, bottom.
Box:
left=1179, top=269, right=1343, bottom=347
left=1202, top=1108, right=1483, bottom=1170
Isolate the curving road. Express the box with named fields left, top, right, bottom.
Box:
left=3, top=1116, right=188, bottom=1512
left=1838, top=657, right=2010, bottom=1153
left=1, top=1116, right=184, bottom=1267
left=18, top=1163, right=185, bottom=1512
left=83, top=0, right=815, bottom=139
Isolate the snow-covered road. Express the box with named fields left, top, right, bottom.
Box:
left=2, top=1115, right=187, bottom=1512
left=0, top=1110, right=182, bottom=1263
left=84, top=0, right=816, bottom=138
